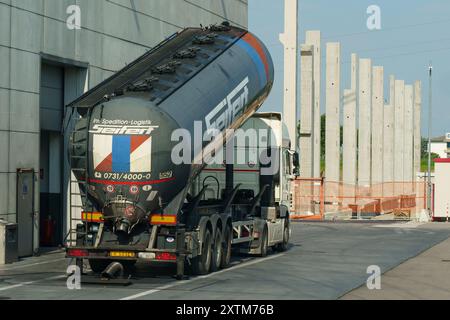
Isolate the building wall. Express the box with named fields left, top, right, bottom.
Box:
left=434, top=160, right=450, bottom=218
left=430, top=142, right=447, bottom=159
left=0, top=0, right=248, bottom=251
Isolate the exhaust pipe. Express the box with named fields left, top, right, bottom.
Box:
left=101, top=262, right=124, bottom=279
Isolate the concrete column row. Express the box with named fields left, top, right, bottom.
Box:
left=299, top=33, right=422, bottom=193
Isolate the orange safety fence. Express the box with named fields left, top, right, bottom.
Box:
left=291, top=178, right=426, bottom=221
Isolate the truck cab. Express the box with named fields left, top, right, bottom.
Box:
left=193, top=112, right=296, bottom=253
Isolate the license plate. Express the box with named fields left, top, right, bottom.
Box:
left=109, top=251, right=136, bottom=258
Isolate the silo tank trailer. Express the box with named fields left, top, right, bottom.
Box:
left=65, top=22, right=299, bottom=279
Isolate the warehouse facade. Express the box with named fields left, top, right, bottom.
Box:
left=0, top=0, right=247, bottom=257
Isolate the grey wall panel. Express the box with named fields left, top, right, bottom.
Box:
left=40, top=64, right=63, bottom=131
left=9, top=91, right=40, bottom=133
left=10, top=51, right=40, bottom=93
left=0, top=3, right=11, bottom=46
left=0, top=89, right=10, bottom=131
left=0, top=47, right=11, bottom=88
left=40, top=64, right=64, bottom=89
left=48, top=132, right=61, bottom=194
left=40, top=109, right=62, bottom=132
left=0, top=132, right=8, bottom=172
left=7, top=173, right=15, bottom=217
left=10, top=7, right=43, bottom=52
left=39, top=131, right=49, bottom=193
left=8, top=132, right=39, bottom=172
left=40, top=87, right=64, bottom=110
left=104, top=0, right=248, bottom=30
left=11, top=0, right=44, bottom=13
left=0, top=173, right=8, bottom=218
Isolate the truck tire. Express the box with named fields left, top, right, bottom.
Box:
left=88, top=259, right=110, bottom=273
left=211, top=228, right=222, bottom=272
left=192, top=228, right=212, bottom=275
left=275, top=221, right=289, bottom=252
left=220, top=225, right=232, bottom=268
left=258, top=227, right=268, bottom=257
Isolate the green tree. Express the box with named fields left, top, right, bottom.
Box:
left=421, top=137, right=428, bottom=158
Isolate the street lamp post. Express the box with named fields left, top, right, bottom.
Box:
left=427, top=63, right=433, bottom=216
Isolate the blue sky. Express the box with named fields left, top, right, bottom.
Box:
left=249, top=0, right=450, bottom=137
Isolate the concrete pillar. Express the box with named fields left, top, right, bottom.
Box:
left=414, top=81, right=422, bottom=178
left=383, top=104, right=394, bottom=184
left=343, top=54, right=358, bottom=188
left=325, top=43, right=341, bottom=183
left=371, top=66, right=384, bottom=185
left=299, top=45, right=314, bottom=178
left=351, top=53, right=358, bottom=91
left=394, top=80, right=405, bottom=186
left=358, top=59, right=372, bottom=187
left=383, top=75, right=395, bottom=194
left=343, top=89, right=357, bottom=187
left=305, top=31, right=321, bottom=178
left=389, top=75, right=395, bottom=106
left=279, top=0, right=298, bottom=150
left=404, top=85, right=414, bottom=187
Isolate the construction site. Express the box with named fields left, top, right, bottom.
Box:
left=1, top=0, right=450, bottom=303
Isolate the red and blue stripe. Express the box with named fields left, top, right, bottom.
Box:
left=236, top=33, right=270, bottom=88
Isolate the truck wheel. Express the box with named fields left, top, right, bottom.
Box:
left=192, top=228, right=212, bottom=275
left=259, top=227, right=268, bottom=257
left=275, top=221, right=289, bottom=252
left=211, top=228, right=222, bottom=272
left=220, top=225, right=232, bottom=268
left=88, top=259, right=110, bottom=273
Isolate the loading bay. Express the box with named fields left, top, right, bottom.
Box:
left=1, top=221, right=450, bottom=300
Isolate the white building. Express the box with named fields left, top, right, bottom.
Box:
left=433, top=158, right=450, bottom=220
left=429, top=134, right=450, bottom=159
left=0, top=0, right=247, bottom=257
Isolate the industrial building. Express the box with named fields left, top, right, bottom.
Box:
left=0, top=0, right=247, bottom=257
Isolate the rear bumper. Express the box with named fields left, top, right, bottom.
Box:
left=66, top=247, right=185, bottom=263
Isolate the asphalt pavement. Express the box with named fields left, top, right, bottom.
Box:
left=1, top=221, right=450, bottom=300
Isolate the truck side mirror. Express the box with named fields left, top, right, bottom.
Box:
left=293, top=152, right=299, bottom=167
left=293, top=151, right=300, bottom=176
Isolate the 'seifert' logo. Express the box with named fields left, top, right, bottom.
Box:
left=205, top=77, right=249, bottom=131
left=89, top=125, right=158, bottom=135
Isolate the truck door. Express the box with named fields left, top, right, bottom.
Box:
left=281, top=149, right=294, bottom=208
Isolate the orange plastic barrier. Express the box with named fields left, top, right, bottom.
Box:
left=291, top=179, right=426, bottom=220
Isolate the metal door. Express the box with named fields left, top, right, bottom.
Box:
left=17, top=170, right=34, bottom=257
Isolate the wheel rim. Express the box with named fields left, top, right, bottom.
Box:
left=262, top=231, right=267, bottom=255
left=284, top=226, right=289, bottom=244
left=203, top=232, right=211, bottom=272
left=214, top=232, right=222, bottom=267
left=221, top=227, right=231, bottom=267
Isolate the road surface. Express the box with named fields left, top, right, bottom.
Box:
left=1, top=221, right=450, bottom=300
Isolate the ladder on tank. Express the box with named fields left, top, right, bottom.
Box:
left=64, top=110, right=93, bottom=248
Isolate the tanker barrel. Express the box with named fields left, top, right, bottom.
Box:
left=67, top=22, right=275, bottom=223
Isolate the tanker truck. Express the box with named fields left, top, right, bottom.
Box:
left=65, top=22, right=298, bottom=279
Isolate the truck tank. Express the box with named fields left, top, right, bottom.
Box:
left=68, top=23, right=274, bottom=234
